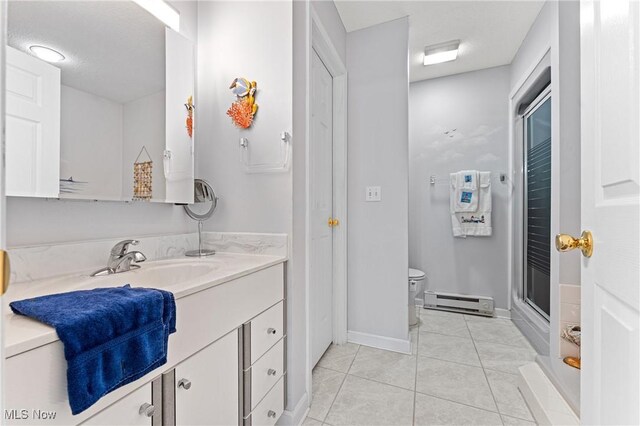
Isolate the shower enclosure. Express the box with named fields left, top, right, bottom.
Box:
left=523, top=87, right=552, bottom=320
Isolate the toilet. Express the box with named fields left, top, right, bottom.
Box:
left=408, top=268, right=426, bottom=326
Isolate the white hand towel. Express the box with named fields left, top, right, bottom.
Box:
left=451, top=170, right=479, bottom=212
left=450, top=171, right=492, bottom=237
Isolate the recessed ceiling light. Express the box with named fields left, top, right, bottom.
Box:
left=132, top=0, right=180, bottom=32
left=29, top=45, right=65, bottom=63
left=424, top=40, right=460, bottom=66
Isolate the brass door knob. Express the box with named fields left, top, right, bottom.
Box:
left=327, top=218, right=340, bottom=227
left=555, top=231, right=594, bottom=258
left=0, top=250, right=9, bottom=296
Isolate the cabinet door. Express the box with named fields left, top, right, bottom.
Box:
left=174, top=330, right=239, bottom=426
left=82, top=382, right=154, bottom=426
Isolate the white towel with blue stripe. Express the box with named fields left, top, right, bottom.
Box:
left=450, top=171, right=492, bottom=237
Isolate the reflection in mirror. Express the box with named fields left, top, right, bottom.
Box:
left=5, top=1, right=194, bottom=203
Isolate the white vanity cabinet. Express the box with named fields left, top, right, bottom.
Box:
left=82, top=381, right=157, bottom=426
left=5, top=262, right=286, bottom=426
left=171, top=330, right=239, bottom=426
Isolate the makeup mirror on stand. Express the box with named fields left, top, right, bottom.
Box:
left=184, top=179, right=218, bottom=257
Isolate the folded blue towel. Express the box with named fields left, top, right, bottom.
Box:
left=10, top=285, right=176, bottom=415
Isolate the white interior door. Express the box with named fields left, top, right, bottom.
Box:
left=310, top=49, right=334, bottom=367
left=580, top=1, right=640, bottom=424
left=5, top=46, right=60, bottom=198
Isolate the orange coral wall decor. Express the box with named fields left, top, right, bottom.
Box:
left=185, top=96, right=194, bottom=138
left=227, top=77, right=258, bottom=129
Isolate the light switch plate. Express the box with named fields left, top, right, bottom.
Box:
left=366, top=186, right=381, bottom=202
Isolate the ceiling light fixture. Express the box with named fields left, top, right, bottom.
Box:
left=423, top=40, right=460, bottom=66
left=29, top=45, right=65, bottom=63
left=132, top=0, right=180, bottom=32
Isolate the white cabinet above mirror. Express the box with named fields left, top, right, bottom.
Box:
left=5, top=0, right=194, bottom=203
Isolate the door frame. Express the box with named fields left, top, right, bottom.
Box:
left=508, top=49, right=553, bottom=351
left=305, top=7, right=348, bottom=370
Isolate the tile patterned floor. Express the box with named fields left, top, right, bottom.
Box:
left=304, top=309, right=538, bottom=426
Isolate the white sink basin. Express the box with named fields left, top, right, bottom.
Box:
left=125, top=259, right=222, bottom=289
left=85, top=258, right=223, bottom=291
left=7, top=258, right=224, bottom=299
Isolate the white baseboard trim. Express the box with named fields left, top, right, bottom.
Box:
left=518, top=363, right=579, bottom=425
left=347, top=330, right=412, bottom=354
left=495, top=308, right=511, bottom=319
left=277, top=392, right=309, bottom=426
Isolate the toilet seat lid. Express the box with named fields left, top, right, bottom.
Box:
left=409, top=268, right=425, bottom=279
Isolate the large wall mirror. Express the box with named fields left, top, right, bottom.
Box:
left=5, top=1, right=194, bottom=203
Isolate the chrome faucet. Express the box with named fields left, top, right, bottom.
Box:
left=91, top=240, right=147, bottom=277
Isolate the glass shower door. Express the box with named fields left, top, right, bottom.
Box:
left=524, top=90, right=551, bottom=320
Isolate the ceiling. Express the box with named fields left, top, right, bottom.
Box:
left=335, top=1, right=545, bottom=82
left=8, top=1, right=165, bottom=104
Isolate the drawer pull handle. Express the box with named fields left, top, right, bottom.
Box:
left=139, top=403, right=155, bottom=418
left=268, top=410, right=277, bottom=419
left=267, top=368, right=277, bottom=376
left=267, top=328, right=277, bottom=335
left=178, top=378, right=192, bottom=390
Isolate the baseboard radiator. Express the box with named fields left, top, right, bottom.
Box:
left=424, top=291, right=494, bottom=317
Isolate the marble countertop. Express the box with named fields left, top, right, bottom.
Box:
left=3, top=252, right=286, bottom=358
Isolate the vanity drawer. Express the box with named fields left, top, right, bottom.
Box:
left=245, top=301, right=284, bottom=365
left=244, top=338, right=284, bottom=412
left=244, top=376, right=284, bottom=426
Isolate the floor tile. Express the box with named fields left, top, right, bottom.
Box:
left=485, top=369, right=535, bottom=421
left=416, top=357, right=497, bottom=412
left=414, top=393, right=503, bottom=426
left=349, top=346, right=417, bottom=390
left=467, top=321, right=531, bottom=348
left=308, top=367, right=345, bottom=421
left=501, top=414, right=537, bottom=425
left=475, top=340, right=537, bottom=375
left=317, top=343, right=360, bottom=373
left=418, top=332, right=481, bottom=367
left=325, top=375, right=414, bottom=426
left=420, top=314, right=471, bottom=338
left=302, top=416, right=323, bottom=426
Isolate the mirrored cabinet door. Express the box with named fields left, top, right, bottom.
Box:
left=5, top=0, right=194, bottom=203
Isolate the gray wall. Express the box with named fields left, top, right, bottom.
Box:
left=196, top=1, right=292, bottom=235
left=409, top=66, right=511, bottom=309
left=6, top=1, right=198, bottom=248
left=347, top=17, right=409, bottom=343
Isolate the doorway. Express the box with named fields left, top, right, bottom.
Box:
left=307, top=12, right=348, bottom=374
left=310, top=48, right=334, bottom=367
left=523, top=87, right=552, bottom=320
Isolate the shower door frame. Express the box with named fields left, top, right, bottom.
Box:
left=522, top=86, right=552, bottom=322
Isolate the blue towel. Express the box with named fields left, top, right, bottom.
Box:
left=10, top=285, right=176, bottom=415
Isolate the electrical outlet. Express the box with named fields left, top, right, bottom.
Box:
left=365, top=186, right=381, bottom=202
